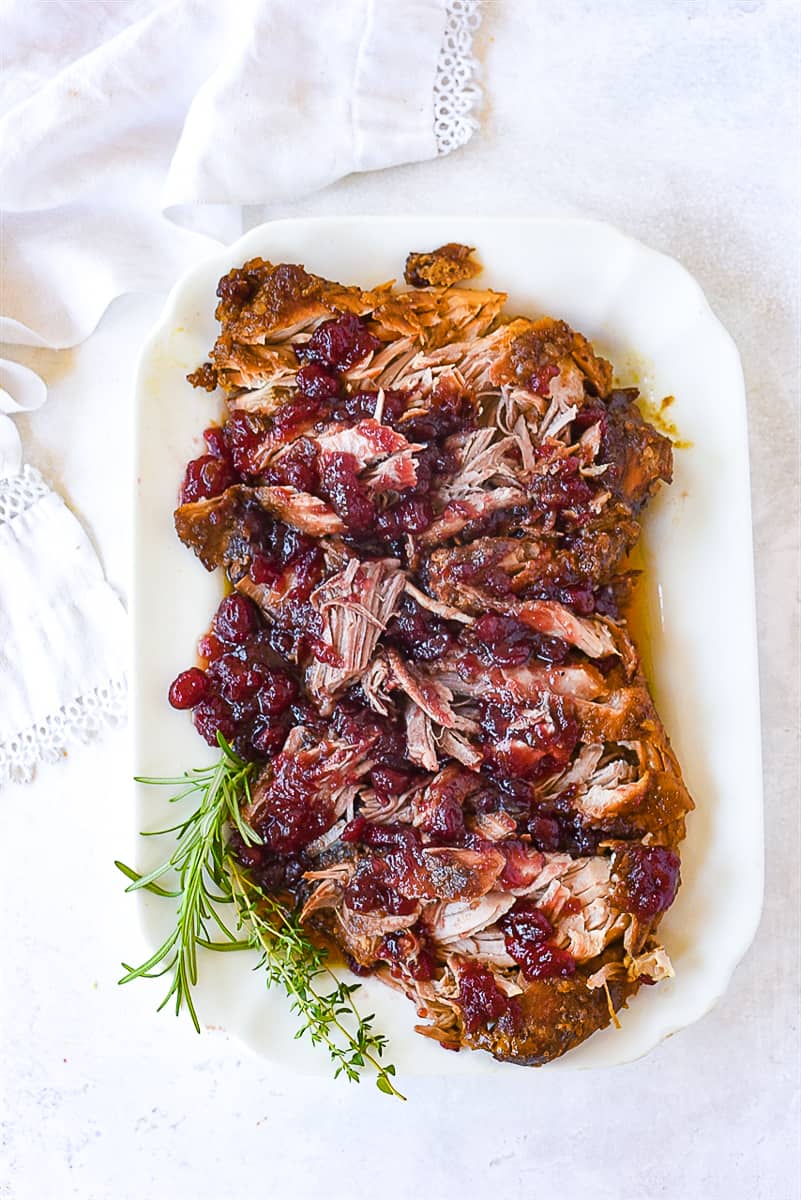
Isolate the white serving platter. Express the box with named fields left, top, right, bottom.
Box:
left=131, top=216, right=762, bottom=1074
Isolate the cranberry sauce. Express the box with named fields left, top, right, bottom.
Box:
left=386, top=595, right=454, bottom=662
left=455, top=960, right=522, bottom=1035
left=344, top=857, right=419, bottom=917
left=499, top=900, right=577, bottom=981
left=295, top=312, right=382, bottom=373
left=619, top=845, right=681, bottom=920
left=340, top=818, right=465, bottom=916
left=253, top=751, right=335, bottom=854
left=180, top=454, right=238, bottom=504
left=319, top=451, right=376, bottom=532
left=479, top=697, right=580, bottom=787
left=167, top=592, right=301, bottom=760
left=528, top=456, right=594, bottom=516
left=526, top=808, right=605, bottom=857
left=228, top=828, right=309, bottom=895
left=380, top=927, right=436, bottom=982
left=467, top=613, right=569, bottom=666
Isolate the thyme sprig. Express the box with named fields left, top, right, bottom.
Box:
left=117, top=735, right=403, bottom=1098
left=227, top=858, right=403, bottom=1097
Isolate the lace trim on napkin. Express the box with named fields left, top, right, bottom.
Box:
left=0, top=463, right=50, bottom=523
left=0, top=678, right=128, bottom=786
left=0, top=465, right=128, bottom=787
left=434, top=0, right=483, bottom=155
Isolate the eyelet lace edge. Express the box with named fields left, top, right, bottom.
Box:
left=434, top=0, right=483, bottom=155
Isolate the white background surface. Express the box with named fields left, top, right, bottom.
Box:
left=1, top=2, right=799, bottom=1198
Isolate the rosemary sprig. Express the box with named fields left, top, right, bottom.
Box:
left=117, top=738, right=255, bottom=1032
left=117, top=734, right=403, bottom=1098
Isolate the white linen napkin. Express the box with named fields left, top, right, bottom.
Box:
left=0, top=468, right=128, bottom=784
left=0, top=0, right=482, bottom=782
left=0, top=0, right=481, bottom=348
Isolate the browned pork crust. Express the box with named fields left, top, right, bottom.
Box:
left=405, top=243, right=481, bottom=288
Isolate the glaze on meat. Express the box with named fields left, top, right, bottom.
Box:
left=170, top=245, right=692, bottom=1066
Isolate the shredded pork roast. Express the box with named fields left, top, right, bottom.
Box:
left=171, top=245, right=692, bottom=1066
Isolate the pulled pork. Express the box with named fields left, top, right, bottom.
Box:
left=170, top=243, right=691, bottom=1066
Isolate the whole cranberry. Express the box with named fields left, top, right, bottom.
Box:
left=527, top=813, right=561, bottom=851
left=300, top=313, right=381, bottom=372
left=370, top=766, right=412, bottom=799
left=257, top=670, right=298, bottom=716
left=376, top=497, right=432, bottom=538
left=168, top=667, right=208, bottom=710
left=193, top=696, right=236, bottom=746
left=197, top=632, right=225, bottom=663
left=215, top=654, right=265, bottom=703
left=423, top=795, right=465, bottom=841
left=249, top=554, right=280, bottom=586
left=251, top=720, right=288, bottom=757
left=296, top=362, right=339, bottom=401
left=203, top=426, right=230, bottom=460
left=180, top=454, right=237, bottom=503
left=213, top=593, right=258, bottom=644
left=623, top=846, right=681, bottom=919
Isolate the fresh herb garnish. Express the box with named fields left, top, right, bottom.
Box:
left=227, top=858, right=402, bottom=1095
left=117, top=735, right=403, bottom=1098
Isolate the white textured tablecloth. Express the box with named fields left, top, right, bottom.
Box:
left=1, top=2, right=799, bottom=1197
